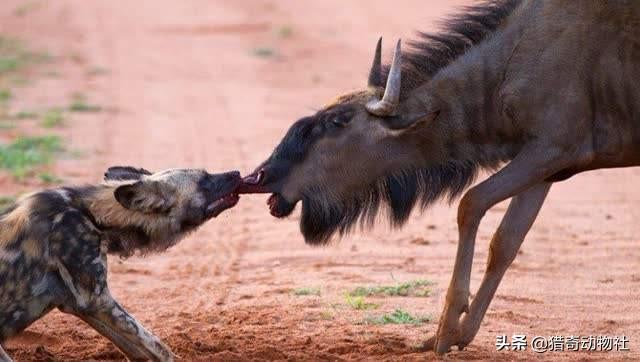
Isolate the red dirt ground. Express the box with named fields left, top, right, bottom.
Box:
left=1, top=1, right=639, bottom=360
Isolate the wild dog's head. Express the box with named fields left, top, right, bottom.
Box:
left=93, top=166, right=241, bottom=256
left=106, top=167, right=241, bottom=227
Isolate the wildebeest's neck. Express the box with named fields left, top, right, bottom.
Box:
left=386, top=0, right=523, bottom=99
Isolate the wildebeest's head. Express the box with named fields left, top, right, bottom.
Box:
left=241, top=39, right=477, bottom=244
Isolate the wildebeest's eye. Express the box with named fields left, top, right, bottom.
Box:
left=330, top=113, right=352, bottom=128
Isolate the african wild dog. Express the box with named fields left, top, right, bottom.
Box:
left=240, top=0, right=640, bottom=355
left=0, top=167, right=241, bottom=361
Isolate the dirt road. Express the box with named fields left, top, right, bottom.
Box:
left=2, top=1, right=639, bottom=360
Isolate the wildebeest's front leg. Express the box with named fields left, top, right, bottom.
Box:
left=427, top=144, right=571, bottom=355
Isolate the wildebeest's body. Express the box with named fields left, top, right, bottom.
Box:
left=415, top=0, right=640, bottom=179
left=0, top=168, right=241, bottom=361
left=242, top=0, right=640, bottom=355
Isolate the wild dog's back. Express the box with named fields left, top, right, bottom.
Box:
left=0, top=189, right=100, bottom=339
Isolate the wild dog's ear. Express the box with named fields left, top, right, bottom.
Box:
left=104, top=166, right=152, bottom=181
left=114, top=181, right=175, bottom=213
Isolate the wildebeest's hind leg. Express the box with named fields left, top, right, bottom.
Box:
left=0, top=344, right=12, bottom=362
left=427, top=143, right=576, bottom=355
left=451, top=182, right=550, bottom=349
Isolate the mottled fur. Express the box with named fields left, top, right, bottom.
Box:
left=0, top=167, right=240, bottom=361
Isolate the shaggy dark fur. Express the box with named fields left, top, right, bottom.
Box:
left=300, top=161, right=479, bottom=244
left=380, top=0, right=522, bottom=98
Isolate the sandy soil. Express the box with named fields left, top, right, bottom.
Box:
left=1, top=1, right=639, bottom=360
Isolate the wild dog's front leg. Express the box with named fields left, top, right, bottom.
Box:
left=54, top=230, right=174, bottom=362
left=57, top=267, right=174, bottom=361
left=70, top=296, right=175, bottom=362
left=425, top=144, right=569, bottom=355
left=0, top=344, right=12, bottom=362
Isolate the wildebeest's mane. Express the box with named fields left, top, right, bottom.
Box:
left=300, top=160, right=480, bottom=244
left=383, top=0, right=522, bottom=98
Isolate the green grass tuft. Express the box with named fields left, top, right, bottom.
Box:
left=41, top=108, right=64, bottom=128
left=39, top=172, right=63, bottom=184
left=292, top=287, right=321, bottom=296
left=0, top=36, right=50, bottom=76
left=68, top=94, right=101, bottom=112
left=251, top=47, right=276, bottom=58
left=0, top=89, right=11, bottom=103
left=0, top=135, right=63, bottom=178
left=276, top=25, right=293, bottom=38
left=349, top=279, right=433, bottom=298
left=86, top=66, right=109, bottom=77
left=13, top=1, right=41, bottom=17
left=12, top=110, right=37, bottom=120
left=345, top=295, right=378, bottom=310
left=0, top=195, right=15, bottom=212
left=0, top=120, right=15, bottom=130
left=362, top=309, right=431, bottom=325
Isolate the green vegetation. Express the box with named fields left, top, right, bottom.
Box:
left=0, top=195, right=15, bottom=212
left=0, top=88, right=11, bottom=103
left=0, top=135, right=63, bottom=178
left=0, top=36, right=69, bottom=182
left=362, top=309, right=431, bottom=325
left=39, top=172, right=63, bottom=184
left=345, top=295, right=378, bottom=310
left=13, top=1, right=41, bottom=17
left=68, top=94, right=101, bottom=112
left=251, top=47, right=275, bottom=58
left=0, top=36, right=51, bottom=76
left=349, top=279, right=433, bottom=298
left=86, top=66, right=109, bottom=77
left=292, top=287, right=321, bottom=296
left=276, top=25, right=293, bottom=38
left=319, top=310, right=334, bottom=320
left=0, top=120, right=15, bottom=130
left=41, top=108, right=64, bottom=128
left=0, top=89, right=11, bottom=117
left=12, top=110, right=37, bottom=120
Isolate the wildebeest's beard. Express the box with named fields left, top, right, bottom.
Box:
left=299, top=160, right=479, bottom=244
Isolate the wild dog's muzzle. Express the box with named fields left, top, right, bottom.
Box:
left=205, top=171, right=242, bottom=217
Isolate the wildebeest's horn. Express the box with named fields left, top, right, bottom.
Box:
left=366, top=39, right=402, bottom=117
left=368, top=37, right=383, bottom=87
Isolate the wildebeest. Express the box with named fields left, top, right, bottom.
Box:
left=0, top=167, right=241, bottom=362
left=240, top=0, right=640, bottom=354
